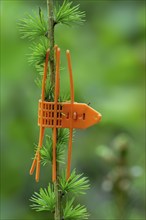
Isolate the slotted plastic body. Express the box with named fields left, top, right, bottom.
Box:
left=38, top=101, right=101, bottom=129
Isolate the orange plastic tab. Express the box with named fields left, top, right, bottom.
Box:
left=30, top=47, right=102, bottom=182
left=62, top=103, right=101, bottom=129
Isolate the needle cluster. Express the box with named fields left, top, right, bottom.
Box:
left=30, top=169, right=89, bottom=219
left=54, top=0, right=85, bottom=26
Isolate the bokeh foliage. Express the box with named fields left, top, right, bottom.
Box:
left=1, top=0, right=145, bottom=219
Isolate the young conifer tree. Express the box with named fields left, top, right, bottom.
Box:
left=19, top=0, right=90, bottom=220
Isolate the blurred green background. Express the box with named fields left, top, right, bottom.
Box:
left=1, top=0, right=145, bottom=219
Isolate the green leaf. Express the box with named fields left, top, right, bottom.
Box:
left=54, top=0, right=86, bottom=26
left=35, top=64, right=53, bottom=101
left=59, top=92, right=70, bottom=102
left=59, top=169, right=90, bottom=195
left=63, top=198, right=89, bottom=219
left=40, top=129, right=69, bottom=165
left=36, top=64, right=45, bottom=76
left=57, top=128, right=70, bottom=146
left=28, top=37, right=49, bottom=66
left=34, top=76, right=42, bottom=88
left=45, top=78, right=54, bottom=101
left=19, top=10, right=47, bottom=41
left=40, top=135, right=52, bottom=166
left=30, top=184, right=55, bottom=212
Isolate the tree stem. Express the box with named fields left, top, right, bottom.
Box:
left=47, top=0, right=55, bottom=86
left=47, top=0, right=61, bottom=220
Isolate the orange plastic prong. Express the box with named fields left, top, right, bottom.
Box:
left=66, top=50, right=74, bottom=180
left=29, top=157, right=37, bottom=175
left=29, top=50, right=49, bottom=182
left=35, top=152, right=40, bottom=182
left=55, top=48, right=60, bottom=102
left=66, top=128, right=73, bottom=180
left=29, top=127, right=45, bottom=181
left=35, top=127, right=45, bottom=181
left=66, top=50, right=74, bottom=104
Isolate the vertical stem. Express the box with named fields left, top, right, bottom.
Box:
left=47, top=0, right=55, bottom=86
left=54, top=163, right=61, bottom=220
left=47, top=0, right=61, bottom=220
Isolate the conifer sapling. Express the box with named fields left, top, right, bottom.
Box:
left=19, top=1, right=90, bottom=220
